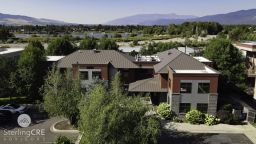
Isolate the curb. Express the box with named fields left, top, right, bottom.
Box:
left=50, top=120, right=80, bottom=134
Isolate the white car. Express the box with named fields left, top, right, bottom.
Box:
left=0, top=104, right=26, bottom=114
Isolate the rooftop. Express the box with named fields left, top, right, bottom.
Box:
left=128, top=76, right=168, bottom=92
left=46, top=56, right=65, bottom=62
left=194, top=57, right=212, bottom=63
left=0, top=48, right=24, bottom=55
left=154, top=49, right=219, bottom=74
left=58, top=50, right=138, bottom=69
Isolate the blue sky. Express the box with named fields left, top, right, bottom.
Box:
left=0, top=0, right=255, bottom=24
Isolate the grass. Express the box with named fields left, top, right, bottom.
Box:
left=0, top=96, right=30, bottom=105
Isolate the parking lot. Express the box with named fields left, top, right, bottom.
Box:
left=0, top=117, right=78, bottom=144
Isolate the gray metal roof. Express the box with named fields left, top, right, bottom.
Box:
left=128, top=76, right=168, bottom=92
left=154, top=49, right=207, bottom=73
left=58, top=50, right=138, bottom=69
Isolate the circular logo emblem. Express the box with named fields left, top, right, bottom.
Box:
left=17, top=114, right=31, bottom=128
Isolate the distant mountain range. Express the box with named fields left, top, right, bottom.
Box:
left=106, top=9, right=256, bottom=25
left=0, top=13, right=70, bottom=26
left=1, top=9, right=256, bottom=26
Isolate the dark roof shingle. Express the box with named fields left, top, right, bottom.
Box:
left=58, top=50, right=138, bottom=69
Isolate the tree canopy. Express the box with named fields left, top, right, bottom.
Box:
left=79, top=38, right=97, bottom=50
left=47, top=37, right=75, bottom=55
left=11, top=41, right=46, bottom=100
left=204, top=38, right=246, bottom=84
left=43, top=67, right=83, bottom=123
left=79, top=72, right=161, bottom=144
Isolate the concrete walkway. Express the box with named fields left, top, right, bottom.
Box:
left=164, top=122, right=256, bottom=143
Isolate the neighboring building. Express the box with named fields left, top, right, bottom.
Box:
left=57, top=50, right=156, bottom=88
left=0, top=48, right=24, bottom=59
left=234, top=41, right=256, bottom=100
left=129, top=49, right=220, bottom=116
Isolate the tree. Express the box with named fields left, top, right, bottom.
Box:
left=79, top=38, right=97, bottom=50
left=43, top=67, right=83, bottom=124
left=47, top=37, right=75, bottom=55
left=98, top=38, right=119, bottom=50
left=204, top=38, right=246, bottom=84
left=79, top=73, right=161, bottom=144
left=0, top=56, right=16, bottom=98
left=0, top=28, right=12, bottom=41
left=11, top=41, right=46, bottom=100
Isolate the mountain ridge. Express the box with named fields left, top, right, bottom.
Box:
left=0, top=13, right=71, bottom=26
left=106, top=9, right=256, bottom=25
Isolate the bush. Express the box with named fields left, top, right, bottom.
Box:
left=172, top=116, right=183, bottom=123
left=217, top=110, right=233, bottom=124
left=220, top=104, right=233, bottom=112
left=54, top=136, right=71, bottom=144
left=205, top=114, right=220, bottom=126
left=185, top=110, right=205, bottom=124
left=157, top=103, right=175, bottom=120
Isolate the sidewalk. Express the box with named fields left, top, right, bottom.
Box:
left=164, top=122, right=256, bottom=143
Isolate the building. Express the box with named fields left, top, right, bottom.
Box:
left=0, top=48, right=24, bottom=59
left=57, top=50, right=156, bottom=88
left=58, top=49, right=220, bottom=115
left=234, top=41, right=256, bottom=100
left=129, top=49, right=220, bottom=116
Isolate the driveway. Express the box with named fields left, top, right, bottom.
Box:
left=0, top=117, right=78, bottom=144
left=160, top=121, right=256, bottom=144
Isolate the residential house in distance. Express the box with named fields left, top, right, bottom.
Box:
left=234, top=41, right=256, bottom=100
left=129, top=49, right=219, bottom=116
left=58, top=49, right=220, bottom=116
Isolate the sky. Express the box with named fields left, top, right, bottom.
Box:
left=0, top=0, right=256, bottom=24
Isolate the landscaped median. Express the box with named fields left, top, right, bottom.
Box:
left=50, top=119, right=81, bottom=144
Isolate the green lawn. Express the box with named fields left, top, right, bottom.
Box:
left=0, top=96, right=30, bottom=105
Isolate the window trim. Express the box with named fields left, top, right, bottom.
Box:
left=180, top=82, right=192, bottom=94
left=198, top=82, right=210, bottom=94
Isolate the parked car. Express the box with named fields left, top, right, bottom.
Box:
left=0, top=110, right=13, bottom=124
left=0, top=104, right=26, bottom=114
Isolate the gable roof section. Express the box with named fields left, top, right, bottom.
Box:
left=128, top=76, right=168, bottom=92
left=58, top=50, right=138, bottom=69
left=154, top=49, right=218, bottom=74
left=154, top=49, right=182, bottom=73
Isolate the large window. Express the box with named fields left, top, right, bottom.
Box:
left=92, top=71, right=102, bottom=79
left=197, top=103, right=208, bottom=113
left=179, top=103, right=191, bottom=113
left=198, top=83, right=210, bottom=94
left=180, top=83, right=192, bottom=93
left=80, top=71, right=88, bottom=80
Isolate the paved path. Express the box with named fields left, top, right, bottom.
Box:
left=164, top=122, right=256, bottom=143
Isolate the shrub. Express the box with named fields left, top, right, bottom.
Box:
left=220, top=104, right=233, bottom=112
left=172, top=116, right=183, bottom=123
left=185, top=110, right=205, bottom=124
left=204, top=114, right=220, bottom=126
left=54, top=136, right=71, bottom=144
left=217, top=110, right=233, bottom=124
left=157, top=103, right=175, bottom=120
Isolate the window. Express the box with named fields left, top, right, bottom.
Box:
left=80, top=71, right=88, bottom=80
left=197, top=103, right=208, bottom=113
left=180, top=83, right=192, bottom=93
left=179, top=103, right=191, bottom=113
left=198, top=83, right=210, bottom=94
left=92, top=71, right=102, bottom=79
